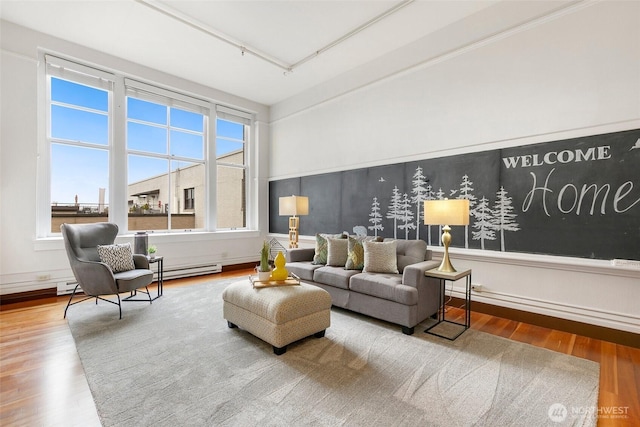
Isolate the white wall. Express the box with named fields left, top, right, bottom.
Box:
left=0, top=21, right=271, bottom=295
left=269, top=1, right=640, bottom=333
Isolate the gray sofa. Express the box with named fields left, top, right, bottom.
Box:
left=286, top=239, right=441, bottom=334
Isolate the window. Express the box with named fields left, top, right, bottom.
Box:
left=42, top=54, right=254, bottom=237
left=184, top=188, right=195, bottom=210
left=126, top=80, right=207, bottom=231
left=216, top=106, right=251, bottom=229
left=46, top=56, right=113, bottom=233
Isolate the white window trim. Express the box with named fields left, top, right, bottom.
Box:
left=37, top=52, right=256, bottom=238
left=214, top=109, right=252, bottom=231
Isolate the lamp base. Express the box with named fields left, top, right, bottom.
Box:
left=437, top=225, right=457, bottom=273
left=437, top=254, right=457, bottom=273
left=288, top=216, right=299, bottom=249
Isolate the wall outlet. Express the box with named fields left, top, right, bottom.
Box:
left=471, top=283, right=482, bottom=292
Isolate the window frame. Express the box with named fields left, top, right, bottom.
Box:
left=37, top=53, right=255, bottom=238
left=215, top=106, right=251, bottom=230
left=125, top=82, right=208, bottom=232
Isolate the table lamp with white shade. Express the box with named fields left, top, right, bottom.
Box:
left=423, top=199, right=470, bottom=273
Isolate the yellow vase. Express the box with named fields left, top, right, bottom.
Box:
left=270, top=251, right=288, bottom=281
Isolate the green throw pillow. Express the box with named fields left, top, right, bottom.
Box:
left=345, top=236, right=384, bottom=270
left=345, top=236, right=367, bottom=270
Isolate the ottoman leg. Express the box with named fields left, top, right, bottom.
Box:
left=314, top=330, right=325, bottom=338
left=273, top=345, right=287, bottom=356
left=227, top=321, right=237, bottom=328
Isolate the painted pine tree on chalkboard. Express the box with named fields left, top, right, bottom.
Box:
left=398, top=193, right=415, bottom=239
left=491, top=186, right=520, bottom=251
left=472, top=196, right=496, bottom=250
left=457, top=174, right=478, bottom=249
left=368, top=196, right=384, bottom=237
left=386, top=186, right=402, bottom=239
left=410, top=166, right=429, bottom=240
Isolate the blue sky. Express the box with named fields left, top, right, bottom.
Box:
left=50, top=77, right=243, bottom=206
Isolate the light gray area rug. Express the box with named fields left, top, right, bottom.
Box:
left=67, top=279, right=599, bottom=426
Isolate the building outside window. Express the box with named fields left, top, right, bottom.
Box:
left=216, top=107, right=250, bottom=229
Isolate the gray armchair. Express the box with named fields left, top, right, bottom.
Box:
left=61, top=222, right=154, bottom=319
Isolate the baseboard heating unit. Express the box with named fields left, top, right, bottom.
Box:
left=57, top=282, right=81, bottom=296
left=56, top=263, right=222, bottom=295
left=161, top=263, right=222, bottom=280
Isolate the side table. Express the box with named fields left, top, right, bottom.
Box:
left=148, top=256, right=164, bottom=300
left=424, top=268, right=471, bottom=340
left=125, top=256, right=164, bottom=301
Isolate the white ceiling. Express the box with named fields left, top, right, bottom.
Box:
left=1, top=0, right=569, bottom=106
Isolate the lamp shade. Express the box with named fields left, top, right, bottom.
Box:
left=423, top=199, right=470, bottom=225
left=279, top=195, right=309, bottom=216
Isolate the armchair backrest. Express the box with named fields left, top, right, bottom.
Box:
left=61, top=222, right=118, bottom=263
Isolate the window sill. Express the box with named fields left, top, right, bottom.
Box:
left=34, top=229, right=260, bottom=251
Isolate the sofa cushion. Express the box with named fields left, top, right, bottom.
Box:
left=312, top=233, right=344, bottom=265
left=387, top=239, right=428, bottom=273
left=286, top=261, right=322, bottom=282
left=313, top=266, right=360, bottom=290
left=349, top=273, right=417, bottom=305
left=363, top=240, right=398, bottom=274
left=326, top=238, right=349, bottom=266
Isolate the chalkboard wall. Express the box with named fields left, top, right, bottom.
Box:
left=270, top=129, right=640, bottom=260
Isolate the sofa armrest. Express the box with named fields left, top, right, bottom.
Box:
left=286, top=248, right=315, bottom=263
left=402, top=260, right=441, bottom=288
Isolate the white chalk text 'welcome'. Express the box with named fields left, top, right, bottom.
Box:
left=502, top=146, right=611, bottom=169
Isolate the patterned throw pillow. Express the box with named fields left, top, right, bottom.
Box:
left=326, top=238, right=349, bottom=266
left=363, top=240, right=399, bottom=274
left=345, top=236, right=367, bottom=270
left=345, top=236, right=384, bottom=270
left=312, top=233, right=344, bottom=265
left=97, top=243, right=136, bottom=273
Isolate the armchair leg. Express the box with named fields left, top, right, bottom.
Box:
left=63, top=284, right=80, bottom=319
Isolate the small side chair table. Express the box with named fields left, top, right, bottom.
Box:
left=424, top=268, right=471, bottom=340
left=148, top=255, right=164, bottom=300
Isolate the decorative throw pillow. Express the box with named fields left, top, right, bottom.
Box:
left=97, top=243, right=136, bottom=273
left=326, top=238, right=349, bottom=267
left=345, top=236, right=384, bottom=270
left=345, top=236, right=367, bottom=270
left=312, top=233, right=344, bottom=265
left=363, top=240, right=399, bottom=274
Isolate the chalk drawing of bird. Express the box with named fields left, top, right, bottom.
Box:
left=630, top=138, right=640, bottom=151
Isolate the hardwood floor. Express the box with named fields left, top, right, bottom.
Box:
left=1, top=269, right=638, bottom=426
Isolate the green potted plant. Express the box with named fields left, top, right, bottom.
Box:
left=147, top=245, right=157, bottom=259
left=257, top=240, right=271, bottom=281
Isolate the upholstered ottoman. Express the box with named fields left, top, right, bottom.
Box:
left=222, top=281, right=331, bottom=355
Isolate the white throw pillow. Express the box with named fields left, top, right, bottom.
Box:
left=326, top=238, right=349, bottom=267
left=97, top=243, right=136, bottom=273
left=363, top=240, right=398, bottom=274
